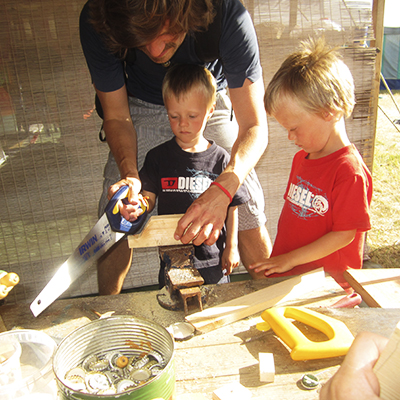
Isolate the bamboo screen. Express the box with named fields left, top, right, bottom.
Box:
left=0, top=0, right=375, bottom=304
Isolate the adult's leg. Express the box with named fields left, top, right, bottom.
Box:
left=96, top=153, right=131, bottom=294
left=97, top=239, right=133, bottom=295
left=238, top=227, right=272, bottom=279
left=96, top=98, right=173, bottom=294
left=205, top=92, right=272, bottom=277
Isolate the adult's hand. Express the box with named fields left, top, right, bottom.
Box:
left=320, top=331, right=388, bottom=400
left=174, top=183, right=231, bottom=246
left=107, top=177, right=143, bottom=222
left=96, top=85, right=143, bottom=222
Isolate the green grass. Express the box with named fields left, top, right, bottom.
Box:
left=367, top=91, right=400, bottom=268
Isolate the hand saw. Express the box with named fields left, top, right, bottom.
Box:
left=30, top=186, right=148, bottom=317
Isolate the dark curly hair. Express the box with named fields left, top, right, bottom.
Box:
left=89, top=0, right=216, bottom=55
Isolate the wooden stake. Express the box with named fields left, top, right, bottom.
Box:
left=344, top=268, right=400, bottom=308
left=186, top=268, right=325, bottom=333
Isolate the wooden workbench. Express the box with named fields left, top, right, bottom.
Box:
left=1, top=276, right=400, bottom=399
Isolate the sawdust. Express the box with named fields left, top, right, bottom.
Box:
left=168, top=268, right=202, bottom=285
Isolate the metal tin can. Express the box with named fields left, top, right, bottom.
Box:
left=53, top=316, right=175, bottom=400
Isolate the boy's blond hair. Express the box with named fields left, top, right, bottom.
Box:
left=162, top=64, right=216, bottom=108
left=264, top=37, right=355, bottom=118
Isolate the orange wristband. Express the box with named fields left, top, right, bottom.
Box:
left=210, top=181, right=232, bottom=203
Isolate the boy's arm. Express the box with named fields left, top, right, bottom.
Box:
left=249, top=229, right=357, bottom=276
left=221, top=206, right=240, bottom=275
left=141, top=190, right=156, bottom=214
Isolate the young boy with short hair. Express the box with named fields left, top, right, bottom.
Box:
left=139, top=64, right=249, bottom=287
left=250, top=38, right=373, bottom=290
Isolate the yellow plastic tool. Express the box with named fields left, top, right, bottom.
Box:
left=261, top=306, right=354, bottom=360
left=0, top=271, right=20, bottom=300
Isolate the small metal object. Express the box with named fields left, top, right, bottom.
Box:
left=132, top=355, right=150, bottom=369
left=65, top=366, right=86, bottom=381
left=150, top=366, right=163, bottom=376
left=89, top=358, right=109, bottom=372
left=82, top=354, right=100, bottom=372
left=64, top=349, right=167, bottom=395
left=85, top=371, right=111, bottom=393
left=131, top=368, right=152, bottom=382
left=116, top=379, right=137, bottom=393
left=167, top=321, right=195, bottom=341
left=300, top=373, right=319, bottom=390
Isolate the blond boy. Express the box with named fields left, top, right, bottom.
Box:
left=251, top=38, right=373, bottom=289
left=139, top=64, right=249, bottom=286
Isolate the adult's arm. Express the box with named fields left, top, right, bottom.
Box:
left=96, top=85, right=143, bottom=220
left=320, top=331, right=388, bottom=400
left=175, top=77, right=268, bottom=245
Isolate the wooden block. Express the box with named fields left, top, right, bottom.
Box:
left=344, top=268, right=400, bottom=307
left=185, top=268, right=325, bottom=333
left=259, top=352, right=275, bottom=382
left=128, top=214, right=184, bottom=248
left=212, top=381, right=252, bottom=400
left=373, top=320, right=400, bottom=400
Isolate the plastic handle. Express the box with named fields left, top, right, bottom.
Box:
left=104, top=186, right=148, bottom=234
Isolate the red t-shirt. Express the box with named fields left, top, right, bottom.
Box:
left=270, top=145, right=373, bottom=288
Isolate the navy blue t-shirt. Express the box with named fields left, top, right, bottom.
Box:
left=79, top=0, right=262, bottom=105
left=139, top=138, right=250, bottom=268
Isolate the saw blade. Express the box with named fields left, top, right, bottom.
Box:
left=30, top=214, right=124, bottom=317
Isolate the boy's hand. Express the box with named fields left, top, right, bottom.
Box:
left=221, top=245, right=240, bottom=275
left=107, top=177, right=143, bottom=222
left=249, top=253, right=294, bottom=276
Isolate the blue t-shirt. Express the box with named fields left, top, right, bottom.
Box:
left=79, top=0, right=262, bottom=105
left=139, top=138, right=250, bottom=269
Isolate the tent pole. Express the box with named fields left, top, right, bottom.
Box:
left=378, top=105, right=400, bottom=133
left=380, top=72, right=400, bottom=117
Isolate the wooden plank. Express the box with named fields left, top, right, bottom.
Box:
left=344, top=269, right=400, bottom=307
left=374, top=320, right=400, bottom=400
left=370, top=0, right=386, bottom=165
left=185, top=268, right=325, bottom=333
left=128, top=214, right=184, bottom=248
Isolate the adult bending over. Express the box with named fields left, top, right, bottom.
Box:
left=79, top=0, right=272, bottom=294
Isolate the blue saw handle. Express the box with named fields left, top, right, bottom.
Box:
left=104, top=186, right=148, bottom=234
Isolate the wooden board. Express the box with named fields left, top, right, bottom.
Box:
left=344, top=268, right=400, bottom=308
left=128, top=214, right=184, bottom=248
left=374, top=320, right=400, bottom=400
left=185, top=268, right=325, bottom=333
